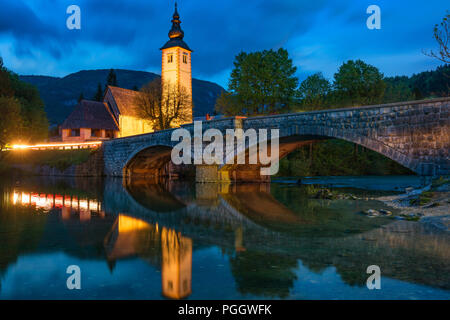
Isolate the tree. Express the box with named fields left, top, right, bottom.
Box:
left=383, top=76, right=414, bottom=103
left=333, top=59, right=386, bottom=106
left=425, top=13, right=449, bottom=63
left=297, top=73, right=331, bottom=110
left=134, top=80, right=191, bottom=131
left=93, top=83, right=103, bottom=101
left=215, top=91, right=240, bottom=116
left=0, top=58, right=48, bottom=149
left=0, top=96, right=22, bottom=151
left=0, top=58, right=14, bottom=98
left=106, top=69, right=118, bottom=86
left=225, top=48, right=298, bottom=115
left=78, top=92, right=84, bottom=102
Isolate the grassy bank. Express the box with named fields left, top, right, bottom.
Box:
left=0, top=149, right=94, bottom=174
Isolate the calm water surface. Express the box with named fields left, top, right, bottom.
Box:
left=0, top=176, right=449, bottom=300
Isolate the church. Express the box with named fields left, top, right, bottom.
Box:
left=60, top=3, right=193, bottom=142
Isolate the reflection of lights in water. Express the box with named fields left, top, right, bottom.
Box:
left=11, top=190, right=102, bottom=217
left=118, top=215, right=151, bottom=232
left=107, top=215, right=192, bottom=300
left=79, top=199, right=88, bottom=210
left=64, top=196, right=72, bottom=207
left=79, top=210, right=91, bottom=221
left=31, top=193, right=38, bottom=205
left=89, top=200, right=98, bottom=211
left=37, top=194, right=47, bottom=208
left=71, top=197, right=78, bottom=208
left=55, top=195, right=63, bottom=207
left=13, top=192, right=19, bottom=205
left=22, top=192, right=30, bottom=204
left=161, top=227, right=192, bottom=300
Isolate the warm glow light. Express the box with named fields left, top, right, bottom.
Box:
left=118, top=214, right=151, bottom=233
left=22, top=192, right=30, bottom=205
left=79, top=199, right=88, bottom=210
left=30, top=193, right=38, bottom=205
left=64, top=196, right=72, bottom=207
left=89, top=200, right=98, bottom=211
left=11, top=141, right=102, bottom=150
left=55, top=196, right=63, bottom=207
left=11, top=189, right=102, bottom=214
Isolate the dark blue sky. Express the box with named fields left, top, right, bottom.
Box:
left=0, top=0, right=447, bottom=87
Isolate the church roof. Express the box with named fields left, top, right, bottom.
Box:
left=61, top=100, right=119, bottom=130
left=160, top=38, right=192, bottom=51
left=105, top=85, right=143, bottom=117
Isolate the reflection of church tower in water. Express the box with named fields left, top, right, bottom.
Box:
left=160, top=2, right=193, bottom=124
left=161, top=227, right=193, bottom=299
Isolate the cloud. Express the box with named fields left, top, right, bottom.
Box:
left=0, top=0, right=448, bottom=87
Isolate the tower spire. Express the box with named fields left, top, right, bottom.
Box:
left=168, top=1, right=184, bottom=40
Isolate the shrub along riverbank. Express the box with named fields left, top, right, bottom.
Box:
left=277, top=140, right=413, bottom=177
left=0, top=149, right=94, bottom=175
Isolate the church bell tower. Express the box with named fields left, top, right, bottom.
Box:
left=160, top=2, right=193, bottom=123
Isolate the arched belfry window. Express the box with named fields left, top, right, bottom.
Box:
left=168, top=54, right=173, bottom=63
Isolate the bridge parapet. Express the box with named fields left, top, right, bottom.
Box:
left=103, top=98, right=450, bottom=179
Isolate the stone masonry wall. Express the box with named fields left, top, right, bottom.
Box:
left=103, top=98, right=450, bottom=178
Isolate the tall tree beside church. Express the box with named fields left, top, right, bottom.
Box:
left=134, top=80, right=191, bottom=131
left=333, top=60, right=386, bottom=106
left=218, top=48, right=298, bottom=116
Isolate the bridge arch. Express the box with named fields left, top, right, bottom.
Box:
left=219, top=125, right=417, bottom=180
left=123, top=144, right=174, bottom=180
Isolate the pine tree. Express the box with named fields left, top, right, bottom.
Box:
left=78, top=92, right=84, bottom=102
left=93, top=83, right=103, bottom=101
left=106, top=69, right=117, bottom=86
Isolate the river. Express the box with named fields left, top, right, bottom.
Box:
left=0, top=175, right=448, bottom=299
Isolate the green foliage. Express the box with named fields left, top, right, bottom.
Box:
left=2, top=149, right=93, bottom=171
left=333, top=59, right=386, bottom=106
left=296, top=73, right=331, bottom=110
left=383, top=65, right=450, bottom=102
left=93, top=82, right=103, bottom=101
left=218, top=48, right=298, bottom=115
left=0, top=96, right=22, bottom=149
left=106, top=68, right=118, bottom=86
left=0, top=57, right=48, bottom=150
left=410, top=191, right=434, bottom=206
left=383, top=76, right=414, bottom=103
left=277, top=140, right=413, bottom=177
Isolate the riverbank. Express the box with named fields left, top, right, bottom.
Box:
left=0, top=149, right=104, bottom=177
left=375, top=178, right=450, bottom=232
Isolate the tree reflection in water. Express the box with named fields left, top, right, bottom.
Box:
left=0, top=176, right=449, bottom=299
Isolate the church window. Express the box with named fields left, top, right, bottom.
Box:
left=183, top=53, right=188, bottom=64
left=168, top=54, right=173, bottom=63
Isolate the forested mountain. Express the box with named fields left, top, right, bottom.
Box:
left=20, top=69, right=225, bottom=125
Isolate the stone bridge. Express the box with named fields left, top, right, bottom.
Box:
left=102, top=98, right=450, bottom=182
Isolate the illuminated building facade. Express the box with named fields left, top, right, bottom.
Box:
left=59, top=3, right=193, bottom=142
